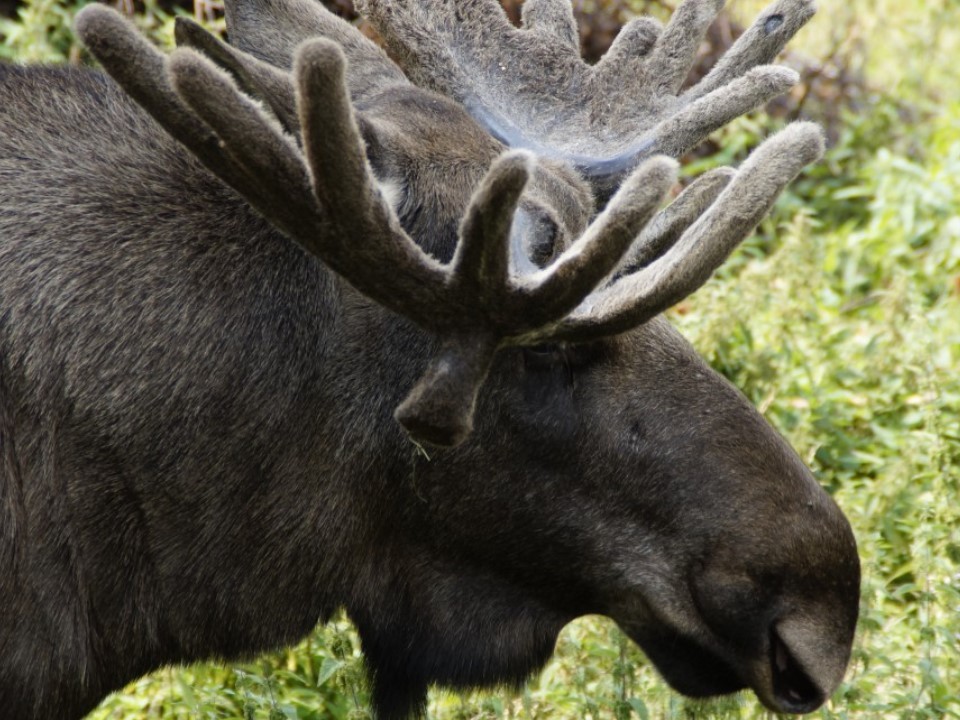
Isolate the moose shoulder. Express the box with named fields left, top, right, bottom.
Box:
left=0, top=0, right=859, bottom=718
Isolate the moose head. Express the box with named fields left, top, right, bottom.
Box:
left=0, top=0, right=858, bottom=718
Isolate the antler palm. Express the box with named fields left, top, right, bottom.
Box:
left=359, top=0, right=815, bottom=185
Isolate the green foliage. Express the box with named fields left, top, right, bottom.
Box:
left=90, top=614, right=372, bottom=719
left=0, top=0, right=216, bottom=62
left=0, top=0, right=89, bottom=61
left=2, top=0, right=959, bottom=717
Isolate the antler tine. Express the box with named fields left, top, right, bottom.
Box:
left=169, top=45, right=449, bottom=329
left=74, top=6, right=262, bottom=207
left=520, top=0, right=580, bottom=52
left=393, top=151, right=532, bottom=447
left=356, top=0, right=512, bottom=100
left=620, top=167, right=735, bottom=274
left=541, top=123, right=824, bottom=343
left=518, top=157, right=678, bottom=328
left=594, top=17, right=664, bottom=71
left=651, top=65, right=800, bottom=159
left=688, top=0, right=817, bottom=102
left=174, top=17, right=298, bottom=136
left=639, top=0, right=725, bottom=96
left=83, top=10, right=449, bottom=334
left=572, top=65, right=797, bottom=194
left=225, top=0, right=409, bottom=103
left=167, top=48, right=320, bottom=237
left=452, top=152, right=533, bottom=303
left=295, top=40, right=449, bottom=312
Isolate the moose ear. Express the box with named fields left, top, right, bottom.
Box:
left=225, top=0, right=407, bottom=100
left=226, top=0, right=349, bottom=66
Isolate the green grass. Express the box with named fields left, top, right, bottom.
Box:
left=3, top=0, right=959, bottom=717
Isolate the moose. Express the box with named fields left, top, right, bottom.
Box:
left=0, top=0, right=860, bottom=717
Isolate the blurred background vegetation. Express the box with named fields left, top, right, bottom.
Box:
left=2, top=0, right=958, bottom=717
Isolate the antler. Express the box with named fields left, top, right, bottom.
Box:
left=74, top=6, right=823, bottom=448
left=533, top=123, right=824, bottom=343
left=173, top=0, right=415, bottom=135
left=358, top=0, right=815, bottom=191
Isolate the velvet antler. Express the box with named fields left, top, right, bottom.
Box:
left=358, top=0, right=815, bottom=192
left=75, top=5, right=823, bottom=448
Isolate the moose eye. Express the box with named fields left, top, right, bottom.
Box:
left=511, top=206, right=560, bottom=275
left=522, top=341, right=604, bottom=373
left=526, top=212, right=559, bottom=267
left=522, top=343, right=564, bottom=370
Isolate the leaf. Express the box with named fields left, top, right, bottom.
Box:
left=628, top=697, right=650, bottom=720
left=317, top=658, right=344, bottom=687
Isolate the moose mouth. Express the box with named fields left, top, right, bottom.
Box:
left=624, top=622, right=827, bottom=714
left=624, top=624, right=744, bottom=698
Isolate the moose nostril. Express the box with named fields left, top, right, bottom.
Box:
left=770, top=628, right=825, bottom=713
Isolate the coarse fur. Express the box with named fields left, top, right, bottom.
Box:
left=0, top=1, right=858, bottom=719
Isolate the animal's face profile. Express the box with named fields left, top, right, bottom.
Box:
left=351, top=305, right=859, bottom=716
